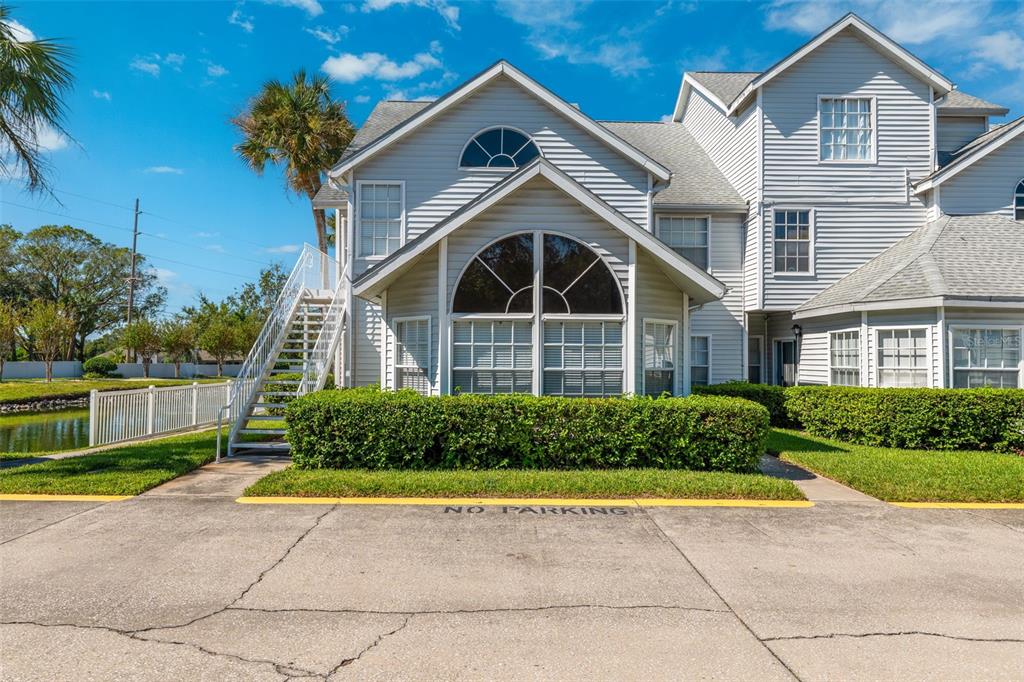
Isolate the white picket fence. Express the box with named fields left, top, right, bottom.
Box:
left=89, top=382, right=234, bottom=447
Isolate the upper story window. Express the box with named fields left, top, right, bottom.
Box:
left=819, top=97, right=874, bottom=162
left=459, top=127, right=540, bottom=170
left=657, top=215, right=709, bottom=270
left=1015, top=180, right=1023, bottom=220
left=358, top=181, right=403, bottom=258
left=773, top=210, right=813, bottom=274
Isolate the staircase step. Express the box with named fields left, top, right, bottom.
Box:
left=240, top=428, right=287, bottom=435
left=258, top=391, right=298, bottom=397
left=231, top=441, right=291, bottom=452
left=263, top=379, right=301, bottom=384
left=252, top=402, right=287, bottom=409
left=246, top=414, right=285, bottom=421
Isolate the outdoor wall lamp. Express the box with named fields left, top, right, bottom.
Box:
left=791, top=324, right=802, bottom=338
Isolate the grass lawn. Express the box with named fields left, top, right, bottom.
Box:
left=0, top=429, right=220, bottom=496
left=771, top=429, right=1024, bottom=503
left=244, top=467, right=805, bottom=500
left=0, top=377, right=224, bottom=405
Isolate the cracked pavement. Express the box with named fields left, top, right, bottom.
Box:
left=1, top=458, right=1023, bottom=680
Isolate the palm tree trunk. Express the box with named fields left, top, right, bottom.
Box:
left=312, top=204, right=327, bottom=254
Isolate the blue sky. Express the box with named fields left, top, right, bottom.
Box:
left=2, top=0, right=1022, bottom=313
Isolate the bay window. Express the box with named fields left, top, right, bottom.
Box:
left=952, top=327, right=1021, bottom=388
left=829, top=330, right=860, bottom=386
left=877, top=328, right=929, bottom=387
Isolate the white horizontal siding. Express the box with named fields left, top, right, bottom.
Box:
left=353, top=298, right=382, bottom=387
left=680, top=89, right=759, bottom=199
left=936, top=116, right=987, bottom=154
left=385, top=246, right=440, bottom=394
left=939, top=135, right=1024, bottom=218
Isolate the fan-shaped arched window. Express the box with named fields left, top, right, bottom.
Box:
left=1015, top=179, right=1023, bottom=221
left=451, top=232, right=624, bottom=397
left=459, top=127, right=541, bottom=169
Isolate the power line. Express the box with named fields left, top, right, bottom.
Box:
left=139, top=252, right=255, bottom=280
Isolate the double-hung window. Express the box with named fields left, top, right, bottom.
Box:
left=394, top=317, right=431, bottom=395
left=952, top=328, right=1021, bottom=388
left=819, top=97, right=874, bottom=162
left=829, top=330, right=860, bottom=386
left=690, top=336, right=710, bottom=386
left=358, top=182, right=403, bottom=258
left=773, top=210, right=812, bottom=274
left=877, top=328, right=929, bottom=387
left=658, top=216, right=709, bottom=270
left=643, top=320, right=676, bottom=396
left=1015, top=180, right=1023, bottom=221
left=747, top=336, right=763, bottom=384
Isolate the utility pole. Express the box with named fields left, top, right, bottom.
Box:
left=125, top=198, right=141, bottom=362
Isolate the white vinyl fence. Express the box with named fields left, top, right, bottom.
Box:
left=89, top=382, right=234, bottom=447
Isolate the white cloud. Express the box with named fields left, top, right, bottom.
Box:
left=264, top=244, right=301, bottom=254
left=144, top=166, right=185, bottom=175
left=205, top=244, right=227, bottom=253
left=129, top=53, right=186, bottom=77
left=195, top=231, right=220, bottom=239
left=322, top=47, right=443, bottom=83
left=354, top=94, right=371, bottom=103
left=163, top=53, right=186, bottom=70
left=304, top=25, right=349, bottom=45
left=92, top=89, right=112, bottom=101
left=206, top=62, right=229, bottom=78
left=130, top=57, right=161, bottom=77
left=361, top=0, right=460, bottom=30
left=680, top=46, right=731, bottom=72
left=36, top=124, right=68, bottom=152
left=228, top=7, right=255, bottom=32
left=972, top=30, right=1024, bottom=71
left=3, top=18, right=35, bottom=42
left=659, top=114, right=673, bottom=123
left=258, top=0, right=324, bottom=17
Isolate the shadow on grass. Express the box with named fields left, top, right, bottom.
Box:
left=767, top=429, right=848, bottom=455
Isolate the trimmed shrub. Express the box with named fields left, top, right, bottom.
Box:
left=999, top=416, right=1024, bottom=455
left=83, top=356, right=118, bottom=377
left=286, top=388, right=770, bottom=473
left=785, top=385, right=1024, bottom=451
left=694, top=382, right=790, bottom=426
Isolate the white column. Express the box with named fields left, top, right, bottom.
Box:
left=531, top=231, right=543, bottom=396
left=437, top=238, right=449, bottom=395
left=625, top=240, right=637, bottom=395
left=682, top=293, right=691, bottom=396
left=191, top=382, right=199, bottom=426
left=935, top=307, right=946, bottom=388
left=146, top=385, right=156, bottom=435
left=860, top=311, right=869, bottom=387
left=88, top=389, right=98, bottom=447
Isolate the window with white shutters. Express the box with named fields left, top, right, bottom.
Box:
left=395, top=317, right=431, bottom=395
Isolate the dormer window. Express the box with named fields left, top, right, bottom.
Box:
left=819, top=96, right=875, bottom=162
left=1015, top=180, right=1023, bottom=220
left=459, top=127, right=540, bottom=170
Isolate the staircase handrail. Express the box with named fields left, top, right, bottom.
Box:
left=299, top=263, right=349, bottom=395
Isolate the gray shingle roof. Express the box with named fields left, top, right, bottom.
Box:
left=340, top=100, right=432, bottom=162
left=600, top=121, right=746, bottom=209
left=312, top=183, right=349, bottom=209
left=687, top=72, right=759, bottom=107
left=796, top=214, right=1024, bottom=316
left=936, top=90, right=1008, bottom=116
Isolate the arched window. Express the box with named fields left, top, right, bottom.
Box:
left=451, top=233, right=624, bottom=397
left=459, top=127, right=540, bottom=169
left=1015, top=179, right=1023, bottom=221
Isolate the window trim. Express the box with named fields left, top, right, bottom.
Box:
left=817, top=95, right=878, bottom=165
left=874, top=325, right=933, bottom=388
left=748, top=334, right=764, bottom=384
left=1014, top=178, right=1024, bottom=221
left=770, top=208, right=816, bottom=277
left=392, top=315, right=432, bottom=395
left=642, top=318, right=680, bottom=396
left=689, top=334, right=712, bottom=387
left=655, top=214, right=712, bottom=272
left=355, top=180, right=406, bottom=260
left=827, top=327, right=861, bottom=387
left=947, top=324, right=1023, bottom=389
left=450, top=317, right=535, bottom=395
left=457, top=125, right=542, bottom=173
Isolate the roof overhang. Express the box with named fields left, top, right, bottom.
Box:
left=727, top=13, right=954, bottom=116
left=937, top=107, right=1009, bottom=117
left=353, top=158, right=726, bottom=305
left=794, top=296, right=1024, bottom=320
left=654, top=202, right=749, bottom=213
left=329, top=61, right=672, bottom=182
left=671, top=73, right=735, bottom=121
left=914, top=116, right=1024, bottom=193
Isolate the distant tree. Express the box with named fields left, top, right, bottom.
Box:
left=20, top=300, right=75, bottom=382
left=0, top=225, right=24, bottom=303
left=0, top=301, right=18, bottom=381
left=232, top=71, right=354, bottom=254
left=160, top=318, right=196, bottom=378
left=198, top=312, right=240, bottom=377
left=122, top=318, right=162, bottom=378
left=0, top=6, right=74, bottom=194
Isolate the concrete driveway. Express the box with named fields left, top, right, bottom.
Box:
left=1, top=459, right=1022, bottom=681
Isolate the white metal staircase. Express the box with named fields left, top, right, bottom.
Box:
left=221, top=244, right=347, bottom=458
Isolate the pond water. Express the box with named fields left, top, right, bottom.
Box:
left=0, top=408, right=90, bottom=454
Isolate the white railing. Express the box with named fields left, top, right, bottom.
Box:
left=88, top=382, right=233, bottom=448
left=225, top=243, right=336, bottom=447
left=300, top=264, right=349, bottom=395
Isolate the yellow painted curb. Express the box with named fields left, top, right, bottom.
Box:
left=891, top=502, right=1024, bottom=510
left=238, top=496, right=813, bottom=508
left=0, top=494, right=131, bottom=503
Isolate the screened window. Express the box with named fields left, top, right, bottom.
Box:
left=358, top=183, right=402, bottom=257
left=395, top=318, right=431, bottom=395
left=830, top=330, right=860, bottom=386
left=820, top=97, right=873, bottom=161
left=451, top=320, right=533, bottom=394
left=1015, top=180, right=1023, bottom=221
left=748, top=336, right=763, bottom=384
left=543, top=321, right=623, bottom=397
left=877, top=329, right=929, bottom=388
left=773, top=210, right=812, bottom=273
left=459, top=127, right=540, bottom=169
left=643, top=321, right=676, bottom=396
left=658, top=216, right=709, bottom=270
left=952, top=328, right=1021, bottom=388
left=691, top=336, right=710, bottom=386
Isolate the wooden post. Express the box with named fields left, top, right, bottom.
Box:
left=89, top=389, right=98, bottom=447
left=146, top=385, right=156, bottom=435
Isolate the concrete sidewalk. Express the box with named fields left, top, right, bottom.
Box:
left=1, top=463, right=1022, bottom=680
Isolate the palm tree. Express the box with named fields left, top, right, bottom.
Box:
left=232, top=71, right=354, bottom=254
left=0, top=5, right=73, bottom=193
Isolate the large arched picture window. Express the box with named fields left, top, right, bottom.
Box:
left=1015, top=179, right=1023, bottom=221
left=451, top=232, right=624, bottom=397
left=459, top=127, right=541, bottom=169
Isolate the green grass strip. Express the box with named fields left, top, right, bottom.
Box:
left=244, top=467, right=805, bottom=500
left=771, top=429, right=1024, bottom=503
left=0, top=378, right=224, bottom=405
left=0, top=430, right=220, bottom=496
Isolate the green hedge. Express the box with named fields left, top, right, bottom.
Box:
left=83, top=356, right=118, bottom=377
left=693, top=382, right=790, bottom=426
left=286, top=388, right=770, bottom=473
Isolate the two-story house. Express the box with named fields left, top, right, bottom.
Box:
left=312, top=12, right=1024, bottom=398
